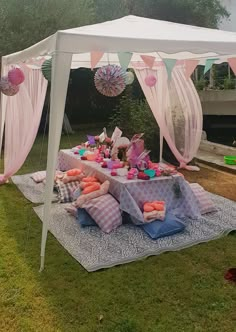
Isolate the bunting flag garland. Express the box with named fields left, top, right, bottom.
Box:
left=227, top=58, right=236, bottom=75
left=118, top=52, right=133, bottom=70
left=204, top=58, right=219, bottom=75
left=91, top=51, right=104, bottom=70
left=140, top=55, right=156, bottom=68
left=184, top=59, right=199, bottom=80
left=163, top=58, right=177, bottom=80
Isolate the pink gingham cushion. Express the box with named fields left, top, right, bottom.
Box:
left=56, top=180, right=80, bottom=203
left=83, top=194, right=122, bottom=233
left=31, top=171, right=46, bottom=183
left=189, top=183, right=217, bottom=215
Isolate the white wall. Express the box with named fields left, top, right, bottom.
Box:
left=220, top=0, right=236, bottom=31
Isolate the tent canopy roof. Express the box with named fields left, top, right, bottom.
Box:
left=3, top=15, right=236, bottom=67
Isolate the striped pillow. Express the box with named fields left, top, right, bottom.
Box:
left=189, top=183, right=217, bottom=215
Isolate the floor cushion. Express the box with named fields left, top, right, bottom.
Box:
left=56, top=180, right=80, bottom=203
left=140, top=213, right=185, bottom=239
left=82, top=194, right=122, bottom=233
left=31, top=171, right=46, bottom=183
left=189, top=183, right=217, bottom=214
left=76, top=208, right=97, bottom=227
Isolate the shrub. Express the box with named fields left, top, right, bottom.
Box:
left=223, top=78, right=235, bottom=90
left=109, top=94, right=160, bottom=160
left=195, top=78, right=208, bottom=90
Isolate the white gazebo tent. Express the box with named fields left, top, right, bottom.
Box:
left=1, top=15, right=236, bottom=271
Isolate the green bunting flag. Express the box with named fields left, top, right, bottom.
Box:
left=204, top=58, right=219, bottom=75
left=163, top=59, right=177, bottom=80
left=118, top=52, right=133, bottom=70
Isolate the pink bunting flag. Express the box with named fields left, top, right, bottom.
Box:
left=228, top=58, right=236, bottom=75
left=140, top=55, right=156, bottom=68
left=184, top=59, right=199, bottom=79
left=91, top=51, right=104, bottom=70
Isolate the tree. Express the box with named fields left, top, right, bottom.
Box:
left=0, top=0, right=95, bottom=57
left=94, top=0, right=229, bottom=29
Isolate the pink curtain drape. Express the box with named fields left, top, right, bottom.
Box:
left=0, top=64, right=47, bottom=183
left=134, top=64, right=203, bottom=170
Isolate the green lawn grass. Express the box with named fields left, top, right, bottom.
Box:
left=0, top=131, right=236, bottom=332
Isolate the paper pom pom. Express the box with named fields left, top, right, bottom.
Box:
left=41, top=59, right=52, bottom=81
left=8, top=68, right=25, bottom=85
left=0, top=76, right=19, bottom=96
left=125, top=71, right=135, bottom=85
left=94, top=64, right=126, bottom=97
left=145, top=75, right=157, bottom=87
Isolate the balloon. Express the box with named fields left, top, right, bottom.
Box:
left=94, top=64, right=126, bottom=97
left=145, top=75, right=157, bottom=87
left=8, top=68, right=25, bottom=85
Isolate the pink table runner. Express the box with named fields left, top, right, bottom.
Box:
left=57, top=150, right=201, bottom=223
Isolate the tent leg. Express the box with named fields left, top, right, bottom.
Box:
left=63, top=113, right=74, bottom=134
left=39, top=256, right=45, bottom=273
left=40, top=52, right=72, bottom=272
left=0, top=64, right=8, bottom=159
left=159, top=131, right=163, bottom=163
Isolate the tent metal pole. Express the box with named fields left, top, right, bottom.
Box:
left=40, top=51, right=72, bottom=272
left=159, top=130, right=163, bottom=163
left=0, top=63, right=8, bottom=159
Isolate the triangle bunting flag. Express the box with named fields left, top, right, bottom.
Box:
left=91, top=51, right=104, bottom=70
left=163, top=59, right=177, bottom=80
left=184, top=59, right=199, bottom=80
left=228, top=58, right=236, bottom=75
left=118, top=52, right=133, bottom=70
left=204, top=58, right=219, bottom=75
left=140, top=55, right=156, bottom=68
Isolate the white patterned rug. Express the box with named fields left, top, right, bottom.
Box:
left=11, top=173, right=58, bottom=204
left=33, top=193, right=236, bottom=272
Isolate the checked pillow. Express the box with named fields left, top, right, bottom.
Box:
left=56, top=180, right=80, bottom=203
left=83, top=194, right=122, bottom=233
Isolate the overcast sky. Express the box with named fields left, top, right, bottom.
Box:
left=220, top=0, right=236, bottom=31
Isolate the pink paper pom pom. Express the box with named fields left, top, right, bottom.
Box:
left=0, top=76, right=19, bottom=96
left=94, top=65, right=126, bottom=97
left=8, top=68, right=25, bottom=85
left=145, top=75, right=157, bottom=87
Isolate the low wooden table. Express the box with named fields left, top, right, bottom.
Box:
left=57, top=149, right=201, bottom=223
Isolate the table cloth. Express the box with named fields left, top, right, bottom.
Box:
left=57, top=150, right=201, bottom=224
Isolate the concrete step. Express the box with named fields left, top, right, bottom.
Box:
left=200, top=140, right=236, bottom=156
left=196, top=149, right=236, bottom=174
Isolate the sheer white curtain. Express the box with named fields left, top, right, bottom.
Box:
left=134, top=64, right=202, bottom=170
left=0, top=64, right=47, bottom=184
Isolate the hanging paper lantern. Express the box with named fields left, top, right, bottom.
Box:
left=94, top=64, right=126, bottom=97
left=41, top=58, right=52, bottom=81
left=125, top=71, right=135, bottom=85
left=8, top=68, right=25, bottom=85
left=145, top=75, right=157, bottom=87
left=0, top=76, right=19, bottom=96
